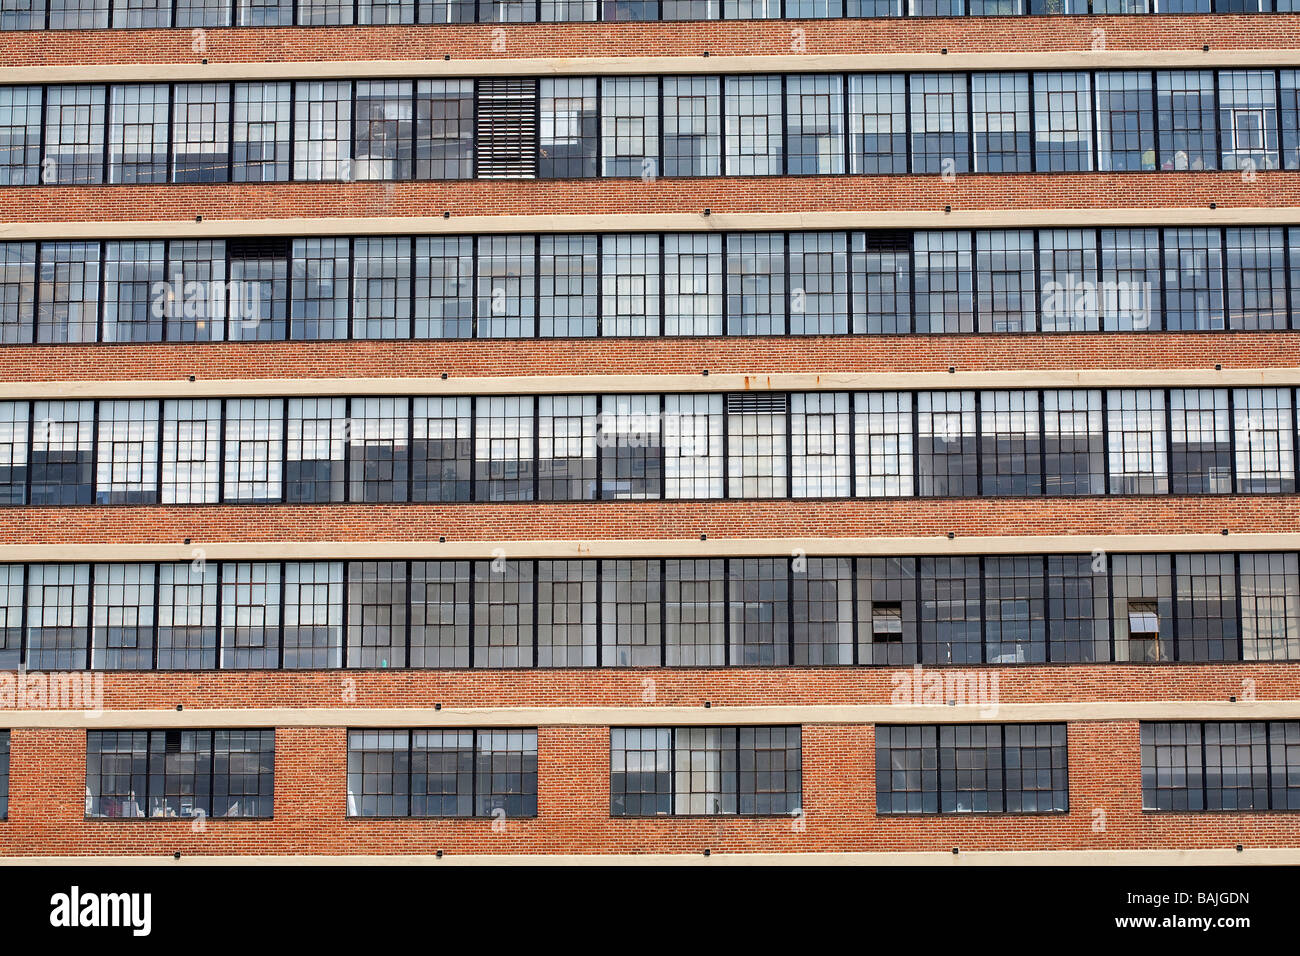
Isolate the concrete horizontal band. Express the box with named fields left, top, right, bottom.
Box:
left=4, top=207, right=1299, bottom=242
left=3, top=368, right=1297, bottom=400
left=7, top=50, right=1300, bottom=85
left=0, top=533, right=1294, bottom=563
left=2, top=700, right=1299, bottom=729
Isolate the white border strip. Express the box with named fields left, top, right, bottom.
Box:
left=0, top=534, right=1294, bottom=563
left=8, top=50, right=1300, bottom=84
left=4, top=208, right=1300, bottom=242
left=2, top=369, right=1297, bottom=400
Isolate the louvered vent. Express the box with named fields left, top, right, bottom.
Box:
left=860, top=230, right=912, bottom=253
left=475, top=79, right=538, bottom=179
left=726, top=394, right=789, bottom=414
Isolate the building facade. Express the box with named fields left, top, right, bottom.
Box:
left=0, top=1, right=1299, bottom=862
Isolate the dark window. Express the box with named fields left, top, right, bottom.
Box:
left=410, top=561, right=471, bottom=668
left=412, top=397, right=472, bottom=502
left=858, top=557, right=918, bottom=666
left=1175, top=552, right=1238, bottom=662
left=728, top=557, right=790, bottom=666
left=971, top=73, right=1030, bottom=173
left=979, top=390, right=1041, bottom=496
left=539, top=78, right=596, bottom=179
left=348, top=561, right=407, bottom=668
left=473, top=559, right=534, bottom=668
left=1169, top=388, right=1232, bottom=494
left=348, top=397, right=409, bottom=503
left=984, top=556, right=1046, bottom=664
left=1042, top=389, right=1105, bottom=496
left=1096, top=72, right=1155, bottom=171
left=282, top=562, right=343, bottom=669
left=1140, top=721, right=1300, bottom=812
left=919, top=556, right=981, bottom=665
left=1047, top=554, right=1109, bottom=663
left=1113, top=554, right=1172, bottom=663
left=600, top=559, right=663, bottom=667
left=1156, top=70, right=1218, bottom=171
left=537, top=560, right=597, bottom=667
left=30, top=400, right=94, bottom=506
left=417, top=80, right=474, bottom=180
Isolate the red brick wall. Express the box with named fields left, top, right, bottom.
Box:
left=7, top=15, right=1300, bottom=66
left=1, top=721, right=1295, bottom=857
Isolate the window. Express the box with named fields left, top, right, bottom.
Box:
left=537, top=395, right=597, bottom=500
left=415, top=79, right=473, bottom=180
left=786, top=75, right=844, bottom=175
left=539, top=235, right=597, bottom=337
left=602, top=77, right=659, bottom=178
left=663, top=234, right=722, bottom=335
left=858, top=557, right=917, bottom=666
left=1239, top=553, right=1300, bottom=661
left=0, top=731, right=8, bottom=819
left=852, top=231, right=911, bottom=334
left=1106, top=389, right=1168, bottom=494
left=910, top=73, right=969, bottom=175
left=348, top=561, right=406, bottom=668
left=26, top=563, right=90, bottom=671
left=162, top=400, right=220, bottom=504
left=96, top=400, right=160, bottom=505
left=348, top=397, right=410, bottom=503
left=664, top=394, right=723, bottom=499
left=0, top=86, right=41, bottom=186
left=1175, top=552, right=1239, bottom=662
left=1140, top=722, right=1300, bottom=812
left=1233, top=388, right=1296, bottom=494
left=157, top=561, right=218, bottom=671
left=726, top=393, right=788, bottom=498
left=227, top=238, right=290, bottom=342
left=789, top=232, right=848, bottom=335
left=663, top=77, right=721, bottom=177
left=346, top=728, right=537, bottom=818
left=598, top=394, right=662, bottom=500
left=917, top=391, right=977, bottom=497
left=164, top=240, right=227, bottom=342
left=291, top=238, right=351, bottom=340
left=1038, top=229, right=1099, bottom=332
left=1156, top=70, right=1218, bottom=171
left=612, top=726, right=801, bottom=816
left=792, top=558, right=854, bottom=665
left=30, top=400, right=95, bottom=506
left=1042, top=389, right=1105, bottom=495
left=102, top=241, right=164, bottom=343
left=223, top=398, right=284, bottom=502
left=412, top=396, right=472, bottom=502
left=1226, top=227, right=1288, bottom=330
left=1, top=0, right=44, bottom=28
left=665, top=558, right=725, bottom=666
left=876, top=724, right=1068, bottom=814
left=293, top=81, right=352, bottom=181
left=44, top=85, right=106, bottom=184
left=352, top=237, right=411, bottom=340
left=971, top=73, right=1030, bottom=173
left=1033, top=72, right=1092, bottom=171
left=537, top=560, right=597, bottom=667
left=86, top=730, right=274, bottom=819
left=410, top=561, right=470, bottom=668
left=1219, top=71, right=1279, bottom=172
left=1047, top=554, right=1109, bottom=662
left=108, top=85, right=169, bottom=184
left=92, top=563, right=155, bottom=671
left=725, top=233, right=785, bottom=335
left=0, top=403, right=28, bottom=506
left=476, top=235, right=536, bottom=338
left=415, top=236, right=473, bottom=338
left=976, top=230, right=1036, bottom=332
left=848, top=74, right=907, bottom=174
left=1112, top=554, right=1172, bottom=662
left=473, top=560, right=534, bottom=668
left=792, top=392, right=850, bottom=497
left=474, top=396, right=534, bottom=501
left=725, top=76, right=783, bottom=175
left=1100, top=229, right=1161, bottom=331
left=37, top=242, right=100, bottom=343
left=238, top=0, right=293, bottom=23
left=980, top=390, right=1041, bottom=496
left=172, top=84, right=231, bottom=183
left=355, top=79, right=414, bottom=181
left=853, top=391, right=913, bottom=497
left=919, top=557, right=981, bottom=665
left=0, top=243, right=35, bottom=344
left=1169, top=388, right=1231, bottom=494
left=284, top=397, right=346, bottom=503
left=175, top=0, right=232, bottom=24
left=1164, top=228, right=1224, bottom=331
left=728, top=557, right=790, bottom=666
left=913, top=231, right=973, bottom=333
left=1095, top=72, right=1155, bottom=171
left=539, top=78, right=597, bottom=179
left=421, top=0, right=475, bottom=18
left=233, top=82, right=291, bottom=183
left=602, top=234, right=661, bottom=336
left=601, top=559, right=662, bottom=667
left=219, top=562, right=280, bottom=670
